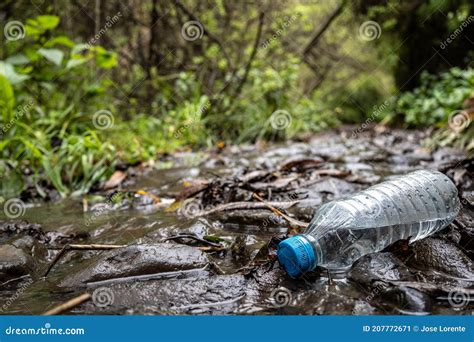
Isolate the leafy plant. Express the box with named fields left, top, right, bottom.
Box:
left=395, top=68, right=474, bottom=127
left=0, top=15, right=118, bottom=197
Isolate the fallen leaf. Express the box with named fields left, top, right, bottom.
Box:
left=103, top=171, right=127, bottom=190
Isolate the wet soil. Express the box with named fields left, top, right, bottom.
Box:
left=0, top=127, right=473, bottom=315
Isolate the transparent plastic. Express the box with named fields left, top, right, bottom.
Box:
left=304, top=170, right=460, bottom=272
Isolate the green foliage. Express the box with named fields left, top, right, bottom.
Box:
left=0, top=15, right=118, bottom=197
left=395, top=67, right=473, bottom=151
left=395, top=67, right=474, bottom=126
left=0, top=75, right=15, bottom=123
left=1, top=4, right=473, bottom=199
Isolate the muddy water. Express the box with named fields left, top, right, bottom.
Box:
left=1, top=128, right=473, bottom=315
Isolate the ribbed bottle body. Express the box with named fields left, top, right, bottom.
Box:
left=304, top=170, right=460, bottom=271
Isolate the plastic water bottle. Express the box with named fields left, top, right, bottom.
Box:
left=277, top=170, right=460, bottom=277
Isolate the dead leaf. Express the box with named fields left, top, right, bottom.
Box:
left=103, top=171, right=127, bottom=190
left=453, top=168, right=467, bottom=185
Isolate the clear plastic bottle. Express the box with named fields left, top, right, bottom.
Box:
left=277, top=170, right=460, bottom=277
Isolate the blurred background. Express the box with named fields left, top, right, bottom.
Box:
left=0, top=0, right=473, bottom=198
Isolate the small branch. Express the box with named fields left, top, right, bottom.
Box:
left=253, top=193, right=308, bottom=228
left=232, top=12, right=265, bottom=99
left=161, top=234, right=222, bottom=248
left=44, top=244, right=125, bottom=277
left=43, top=293, right=91, bottom=316
left=302, top=1, right=345, bottom=56
left=86, top=265, right=210, bottom=286
left=196, top=200, right=299, bottom=217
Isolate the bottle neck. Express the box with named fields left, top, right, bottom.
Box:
left=300, top=234, right=322, bottom=268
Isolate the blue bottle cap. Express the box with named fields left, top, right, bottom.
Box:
left=278, top=235, right=317, bottom=278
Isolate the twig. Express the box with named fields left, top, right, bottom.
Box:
left=44, top=244, right=125, bottom=277
left=161, top=234, right=222, bottom=247
left=302, top=1, right=345, bottom=56
left=196, top=200, right=299, bottom=217
left=232, top=12, right=265, bottom=99
left=42, top=293, right=91, bottom=316
left=85, top=265, right=210, bottom=286
left=253, top=193, right=308, bottom=228
left=1, top=275, right=30, bottom=287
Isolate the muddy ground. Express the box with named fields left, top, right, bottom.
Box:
left=0, top=127, right=473, bottom=315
